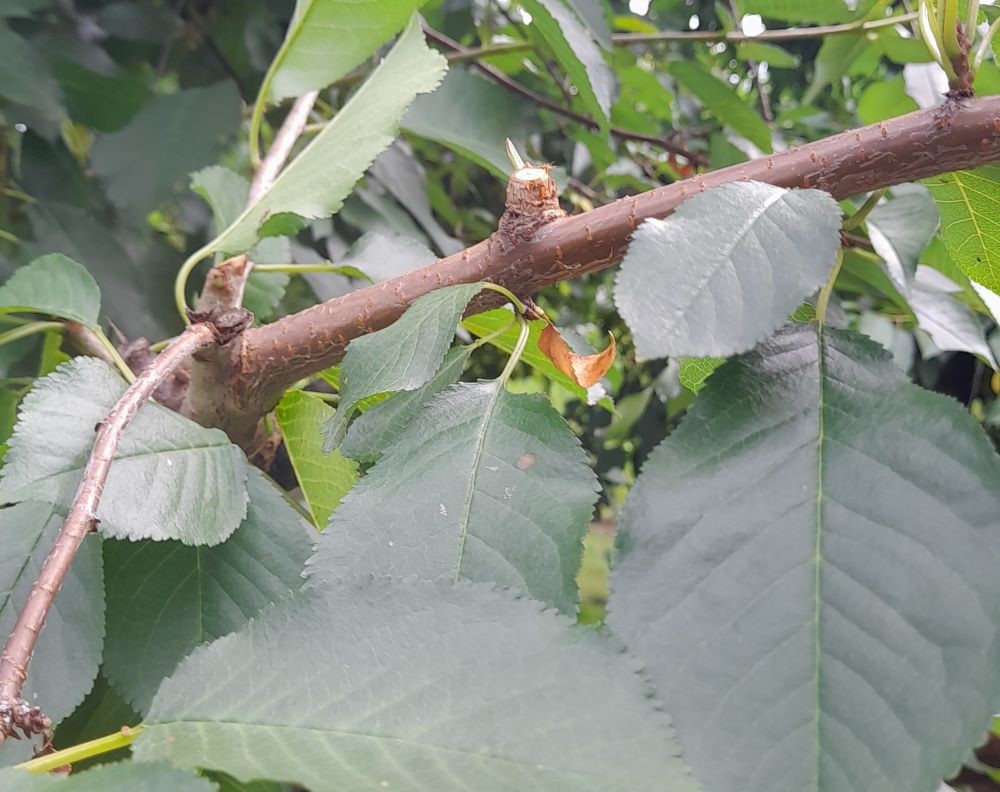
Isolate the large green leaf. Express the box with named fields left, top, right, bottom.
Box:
left=53, top=675, right=140, bottom=771
left=0, top=502, right=103, bottom=733
left=926, top=165, right=1000, bottom=295
left=614, top=182, right=842, bottom=358
left=209, top=16, right=445, bottom=257
left=341, top=345, right=473, bottom=463
left=519, top=0, right=614, bottom=133
left=739, top=0, right=858, bottom=23
left=310, top=381, right=598, bottom=612
left=0, top=23, right=62, bottom=119
left=404, top=67, right=538, bottom=177
left=867, top=187, right=939, bottom=291
left=608, top=323, right=1000, bottom=792
left=274, top=390, right=358, bottom=527
left=0, top=761, right=215, bottom=791
left=261, top=0, right=426, bottom=103
left=0, top=358, right=247, bottom=545
left=0, top=254, right=101, bottom=327
left=670, top=61, right=772, bottom=153
left=322, top=282, right=484, bottom=449
left=102, top=470, right=314, bottom=713
left=91, top=82, right=241, bottom=223
left=135, top=578, right=696, bottom=792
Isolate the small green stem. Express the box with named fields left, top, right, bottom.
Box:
left=481, top=282, right=529, bottom=315
left=968, top=0, right=981, bottom=39
left=842, top=189, right=886, bottom=231
left=0, top=321, right=63, bottom=349
left=974, top=14, right=1000, bottom=71
left=497, top=316, right=531, bottom=386
left=93, top=328, right=136, bottom=384
left=816, top=249, right=845, bottom=326
left=942, top=0, right=961, bottom=58
left=253, top=262, right=362, bottom=276
left=0, top=229, right=19, bottom=244
left=470, top=317, right=519, bottom=350
left=1, top=186, right=34, bottom=203
left=174, top=242, right=216, bottom=323
left=18, top=725, right=143, bottom=773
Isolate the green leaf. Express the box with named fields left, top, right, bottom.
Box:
left=615, top=182, right=842, bottom=358
left=261, top=0, right=427, bottom=103
left=926, top=165, right=1000, bottom=295
left=0, top=761, right=216, bottom=791
left=51, top=59, right=150, bottom=132
left=670, top=61, right=772, bottom=153
left=102, top=469, right=314, bottom=713
left=608, top=323, right=1000, bottom=792
left=91, top=82, right=241, bottom=223
left=274, top=391, right=358, bottom=527
left=53, top=675, right=140, bottom=771
left=0, top=502, right=103, bottom=731
left=867, top=187, right=939, bottom=292
left=136, top=578, right=696, bottom=792
left=337, top=231, right=436, bottom=283
left=0, top=358, right=247, bottom=545
left=737, top=42, right=800, bottom=69
left=341, top=345, right=472, bottom=463
left=0, top=254, right=101, bottom=327
left=519, top=0, right=615, bottom=133
left=462, top=309, right=594, bottom=403
left=310, top=381, right=598, bottom=612
left=209, top=16, right=445, bottom=257
left=909, top=267, right=996, bottom=366
left=738, top=0, right=858, bottom=23
left=0, top=23, right=63, bottom=120
left=322, top=282, right=484, bottom=450
left=804, top=33, right=877, bottom=105
left=857, top=76, right=919, bottom=124
left=678, top=357, right=724, bottom=393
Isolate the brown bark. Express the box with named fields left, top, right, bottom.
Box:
left=187, top=95, right=1000, bottom=451
left=0, top=323, right=222, bottom=744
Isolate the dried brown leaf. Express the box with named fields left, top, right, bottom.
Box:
left=537, top=323, right=615, bottom=388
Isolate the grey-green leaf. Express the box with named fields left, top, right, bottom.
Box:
left=262, top=0, right=427, bottom=103
left=311, top=380, right=598, bottom=612
left=341, top=344, right=472, bottom=463
left=102, top=469, right=314, bottom=714
left=0, top=502, right=103, bottom=737
left=608, top=323, right=1000, bottom=792
left=0, top=358, right=247, bottom=545
left=0, top=254, right=101, bottom=327
left=0, top=761, right=216, bottom=791
left=323, top=282, right=484, bottom=449
left=136, top=578, right=696, bottom=792
left=519, top=0, right=614, bottom=132
left=0, top=23, right=63, bottom=120
left=209, top=15, right=446, bottom=257
left=615, top=182, right=842, bottom=358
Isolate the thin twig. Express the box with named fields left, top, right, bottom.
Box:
left=248, top=90, right=320, bottom=204
left=0, top=323, right=219, bottom=744
left=421, top=25, right=705, bottom=165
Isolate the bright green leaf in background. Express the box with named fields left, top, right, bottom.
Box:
left=670, top=61, right=772, bottom=153
left=609, top=324, right=1000, bottom=792
left=210, top=15, right=446, bottom=257
left=926, top=165, right=1000, bottom=296
left=323, top=282, right=484, bottom=449
left=615, top=182, right=842, bottom=358
left=274, top=390, right=358, bottom=526
left=102, top=470, right=314, bottom=713
left=0, top=502, right=103, bottom=746
left=0, top=254, right=100, bottom=327
left=136, top=578, right=697, bottom=792
left=678, top=357, right=724, bottom=393
left=739, top=0, right=861, bottom=23
left=0, top=358, right=247, bottom=545
left=519, top=0, right=615, bottom=133
left=310, top=381, right=599, bottom=613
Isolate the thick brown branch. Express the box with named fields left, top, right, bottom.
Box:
left=0, top=323, right=220, bottom=744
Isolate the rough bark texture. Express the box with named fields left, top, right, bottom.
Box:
left=184, top=95, right=1000, bottom=451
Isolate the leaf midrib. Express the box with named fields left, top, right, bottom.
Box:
left=812, top=323, right=827, bottom=787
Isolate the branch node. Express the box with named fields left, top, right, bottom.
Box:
left=493, top=164, right=566, bottom=253
left=185, top=307, right=254, bottom=345
left=0, top=697, right=52, bottom=750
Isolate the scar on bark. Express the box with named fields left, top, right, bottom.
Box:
left=492, top=163, right=566, bottom=253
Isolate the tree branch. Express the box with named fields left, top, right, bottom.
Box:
left=182, top=95, right=1000, bottom=450
left=0, top=322, right=223, bottom=746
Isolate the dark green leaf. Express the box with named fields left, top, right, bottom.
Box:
left=0, top=761, right=216, bottom=791
left=0, top=23, right=63, bottom=120
left=136, top=578, right=696, bottom=792
left=0, top=502, right=103, bottom=734
left=615, top=182, right=842, bottom=358
left=103, top=469, right=314, bottom=713
left=867, top=187, right=939, bottom=291
left=310, top=380, right=598, bottom=612
left=53, top=675, right=140, bottom=770
left=0, top=358, right=247, bottom=545
left=670, top=61, right=772, bottom=153
left=91, top=82, right=241, bottom=223
left=51, top=59, right=149, bottom=132
left=274, top=391, right=358, bottom=527
left=323, top=282, right=484, bottom=449
left=0, top=254, right=100, bottom=327
left=608, top=323, right=1000, bottom=792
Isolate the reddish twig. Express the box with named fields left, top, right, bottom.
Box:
left=0, top=322, right=223, bottom=745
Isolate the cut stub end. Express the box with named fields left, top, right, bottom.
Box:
left=0, top=696, right=52, bottom=748
left=494, top=164, right=566, bottom=252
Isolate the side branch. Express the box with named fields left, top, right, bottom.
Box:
left=0, top=322, right=221, bottom=745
